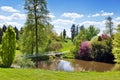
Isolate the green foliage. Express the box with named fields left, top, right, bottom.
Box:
left=22, top=0, right=49, bottom=56
left=91, top=37, right=114, bottom=63
left=86, top=25, right=100, bottom=41
left=47, top=41, right=62, bottom=51
left=112, top=25, right=120, bottom=63
left=20, top=25, right=35, bottom=54
left=72, top=25, right=99, bottom=56
left=1, top=26, right=16, bottom=67
left=14, top=55, right=34, bottom=68
left=62, top=52, right=74, bottom=59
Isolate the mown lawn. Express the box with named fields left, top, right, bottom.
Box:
left=0, top=68, right=120, bottom=80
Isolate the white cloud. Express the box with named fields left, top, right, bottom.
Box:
left=52, top=19, right=74, bottom=25
left=91, top=13, right=100, bottom=17
left=1, top=6, right=20, bottom=13
left=0, top=13, right=26, bottom=22
left=0, top=15, right=11, bottom=21
left=11, top=13, right=26, bottom=20
left=115, top=17, right=120, bottom=21
left=48, top=13, right=55, bottom=18
left=0, top=13, right=26, bottom=30
left=51, top=19, right=75, bottom=37
left=101, top=12, right=114, bottom=16
left=0, top=22, right=23, bottom=30
left=62, top=13, right=84, bottom=19
left=79, top=20, right=105, bottom=28
left=88, top=11, right=114, bottom=18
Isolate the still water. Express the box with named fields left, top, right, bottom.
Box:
left=38, top=59, right=116, bottom=72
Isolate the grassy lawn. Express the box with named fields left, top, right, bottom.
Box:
left=0, top=68, right=120, bottom=80
left=58, top=39, right=74, bottom=53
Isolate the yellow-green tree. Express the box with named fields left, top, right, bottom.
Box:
left=112, top=25, right=120, bottom=63
left=1, top=26, right=16, bottom=67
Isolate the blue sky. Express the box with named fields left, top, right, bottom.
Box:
left=0, top=0, right=120, bottom=37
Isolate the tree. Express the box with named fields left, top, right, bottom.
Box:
left=1, top=26, right=16, bottom=67
left=72, top=25, right=100, bottom=59
left=63, top=29, right=66, bottom=39
left=112, top=24, right=120, bottom=63
left=105, top=16, right=113, bottom=37
left=2, top=25, right=7, bottom=32
left=71, top=24, right=76, bottom=41
left=0, top=27, right=2, bottom=44
left=24, top=0, right=49, bottom=55
left=80, top=25, right=85, bottom=31
left=86, top=25, right=100, bottom=41
left=14, top=27, right=19, bottom=40
left=75, top=25, right=79, bottom=36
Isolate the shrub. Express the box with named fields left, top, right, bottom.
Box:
left=112, top=33, right=120, bottom=63
left=48, top=41, right=63, bottom=51
left=1, top=26, right=16, bottom=68
left=91, top=36, right=114, bottom=63
left=14, top=55, right=34, bottom=68
left=76, top=41, right=92, bottom=60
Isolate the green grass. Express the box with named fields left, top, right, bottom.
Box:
left=58, top=39, right=74, bottom=53
left=0, top=68, right=120, bottom=80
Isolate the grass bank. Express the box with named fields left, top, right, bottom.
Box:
left=0, top=68, right=120, bottom=80
left=58, top=39, right=74, bottom=52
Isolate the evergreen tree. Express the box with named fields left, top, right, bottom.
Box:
left=63, top=29, right=66, bottom=39
left=0, top=27, right=2, bottom=44
left=14, top=27, right=19, bottom=40
left=75, top=25, right=79, bottom=36
left=71, top=24, right=76, bottom=41
left=2, top=25, right=7, bottom=32
left=1, top=26, right=16, bottom=67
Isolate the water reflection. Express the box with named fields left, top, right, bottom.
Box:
left=38, top=59, right=116, bottom=72
left=57, top=60, right=74, bottom=71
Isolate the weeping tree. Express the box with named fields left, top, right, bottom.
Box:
left=1, top=26, right=16, bottom=67
left=24, top=0, right=49, bottom=67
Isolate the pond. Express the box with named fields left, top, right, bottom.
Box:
left=38, top=58, right=117, bottom=72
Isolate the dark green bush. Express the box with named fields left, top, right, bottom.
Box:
left=91, top=37, right=114, bottom=63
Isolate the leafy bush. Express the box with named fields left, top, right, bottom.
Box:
left=47, top=41, right=63, bottom=51
left=14, top=55, right=34, bottom=68
left=91, top=35, right=114, bottom=63
left=112, top=25, right=120, bottom=63
left=76, top=41, right=92, bottom=60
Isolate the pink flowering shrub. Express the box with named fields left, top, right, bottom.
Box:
left=76, top=41, right=92, bottom=60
